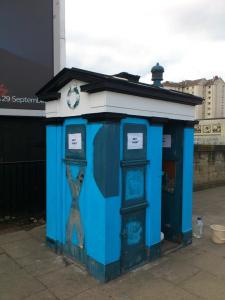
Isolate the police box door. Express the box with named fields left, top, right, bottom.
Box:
left=162, top=125, right=183, bottom=242
left=121, top=124, right=148, bottom=272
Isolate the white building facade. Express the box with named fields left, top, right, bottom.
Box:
left=163, top=77, right=225, bottom=120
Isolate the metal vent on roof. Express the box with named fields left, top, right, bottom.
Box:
left=113, top=72, right=140, bottom=82
left=151, top=63, right=164, bottom=87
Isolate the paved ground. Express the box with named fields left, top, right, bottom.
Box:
left=1, top=186, right=225, bottom=300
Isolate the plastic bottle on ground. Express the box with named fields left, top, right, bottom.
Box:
left=193, top=216, right=203, bottom=238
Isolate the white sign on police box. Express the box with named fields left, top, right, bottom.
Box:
left=68, top=133, right=82, bottom=150
left=127, top=133, right=143, bottom=150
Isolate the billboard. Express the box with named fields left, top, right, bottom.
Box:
left=0, top=0, right=54, bottom=114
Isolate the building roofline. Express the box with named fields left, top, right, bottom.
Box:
left=36, top=67, right=203, bottom=106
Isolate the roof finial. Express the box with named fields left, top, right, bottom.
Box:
left=151, top=63, right=164, bottom=87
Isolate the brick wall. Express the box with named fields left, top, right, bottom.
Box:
left=194, top=145, right=225, bottom=190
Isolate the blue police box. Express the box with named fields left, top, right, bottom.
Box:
left=37, top=65, right=202, bottom=282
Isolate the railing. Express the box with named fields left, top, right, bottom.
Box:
left=0, top=160, right=46, bottom=217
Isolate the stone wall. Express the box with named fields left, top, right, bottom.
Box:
left=194, top=145, right=225, bottom=190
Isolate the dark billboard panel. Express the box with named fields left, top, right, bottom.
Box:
left=0, top=0, right=54, bottom=111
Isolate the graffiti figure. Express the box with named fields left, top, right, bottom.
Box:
left=66, top=164, right=85, bottom=249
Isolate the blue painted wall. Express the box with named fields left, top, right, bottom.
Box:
left=105, top=195, right=121, bottom=264
left=46, top=125, right=63, bottom=242
left=146, top=124, right=163, bottom=247
left=83, top=122, right=106, bottom=264
left=46, top=117, right=122, bottom=266
left=46, top=117, right=166, bottom=271
left=62, top=118, right=109, bottom=264
left=182, top=127, right=194, bottom=233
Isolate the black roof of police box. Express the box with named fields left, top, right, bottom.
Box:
left=36, top=67, right=203, bottom=106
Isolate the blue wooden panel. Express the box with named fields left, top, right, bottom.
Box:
left=105, top=195, right=121, bottom=264
left=121, top=209, right=146, bottom=271
left=125, top=168, right=144, bottom=201
left=85, top=123, right=121, bottom=265
left=126, top=219, right=143, bottom=245
left=46, top=125, right=63, bottom=243
left=121, top=118, right=148, bottom=271
left=146, top=124, right=163, bottom=247
left=82, top=123, right=106, bottom=263
left=182, top=127, right=194, bottom=233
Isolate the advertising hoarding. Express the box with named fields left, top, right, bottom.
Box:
left=0, top=0, right=54, bottom=114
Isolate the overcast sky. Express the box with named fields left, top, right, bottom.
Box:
left=65, top=0, right=225, bottom=83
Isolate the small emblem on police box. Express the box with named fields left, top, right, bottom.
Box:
left=67, top=86, right=80, bottom=109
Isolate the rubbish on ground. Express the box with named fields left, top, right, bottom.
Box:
left=210, top=224, right=225, bottom=244
left=193, top=216, right=203, bottom=238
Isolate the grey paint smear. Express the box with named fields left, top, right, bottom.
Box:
left=66, top=164, right=85, bottom=249
left=93, top=123, right=120, bottom=197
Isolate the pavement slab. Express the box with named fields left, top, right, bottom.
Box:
left=28, top=225, right=46, bottom=242
left=151, top=257, right=200, bottom=284
left=69, top=287, right=122, bottom=300
left=24, top=290, right=57, bottom=300
left=2, top=238, right=55, bottom=261
left=15, top=246, right=57, bottom=268
left=0, top=253, right=22, bottom=275
left=0, top=230, right=30, bottom=245
left=180, top=271, right=225, bottom=300
left=184, top=250, right=225, bottom=280
left=169, top=244, right=205, bottom=262
left=23, top=255, right=68, bottom=277
left=196, top=238, right=225, bottom=258
left=0, top=269, right=45, bottom=300
left=38, top=264, right=98, bottom=300
left=105, top=272, right=200, bottom=300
